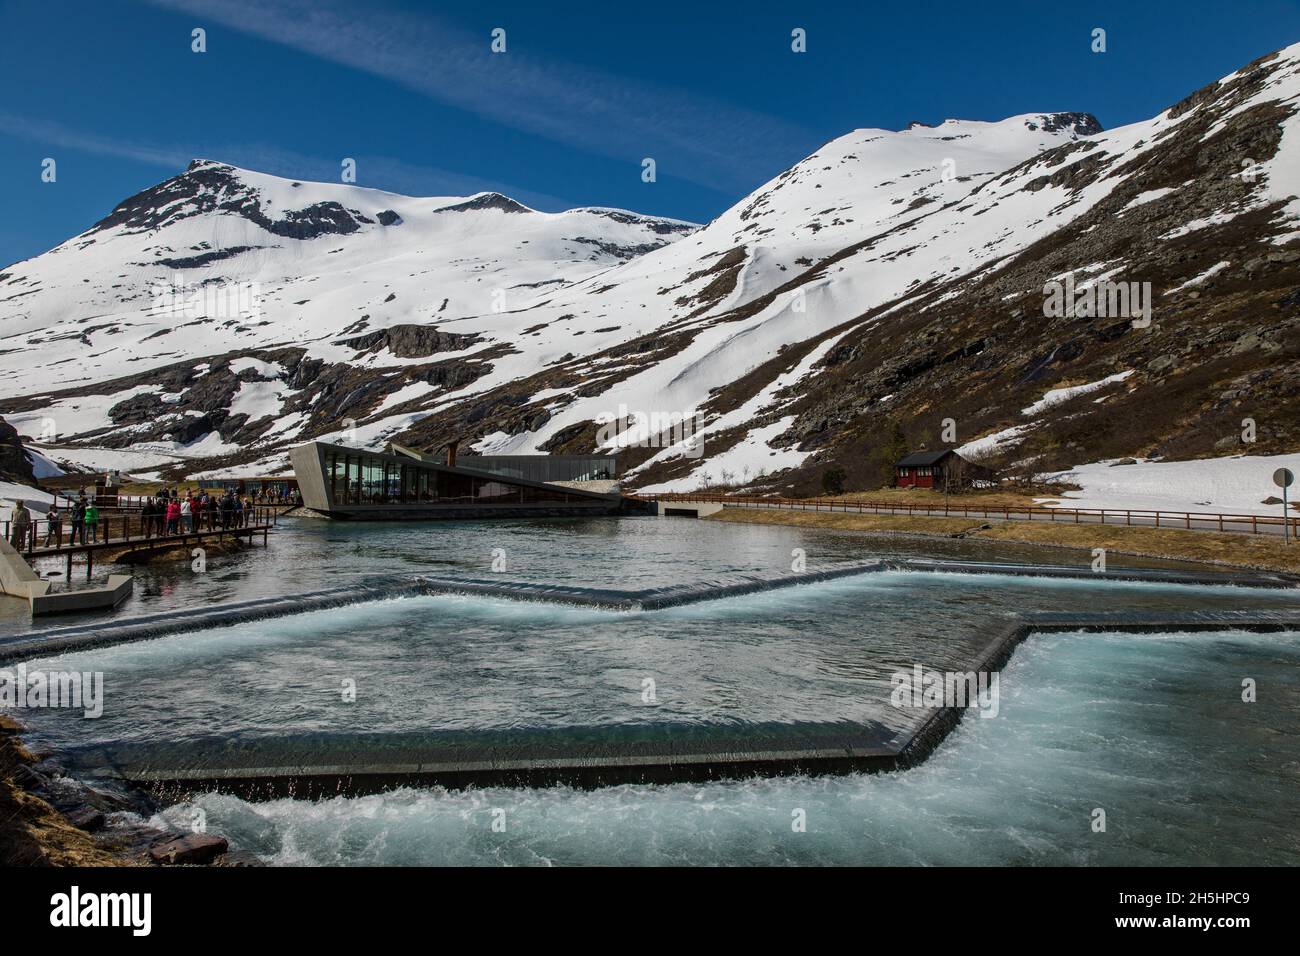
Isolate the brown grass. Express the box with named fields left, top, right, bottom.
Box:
left=971, top=521, right=1300, bottom=574
left=827, top=486, right=1074, bottom=509
left=708, top=508, right=986, bottom=536
left=708, top=507, right=1300, bottom=574
left=0, top=715, right=126, bottom=866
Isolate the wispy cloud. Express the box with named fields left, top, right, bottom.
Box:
left=144, top=0, right=814, bottom=193
left=0, top=113, right=578, bottom=209
left=0, top=112, right=193, bottom=168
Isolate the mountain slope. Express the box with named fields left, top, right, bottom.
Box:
left=388, top=43, right=1300, bottom=494
left=0, top=162, right=695, bottom=474
left=754, top=41, right=1300, bottom=494
left=2, top=43, right=1299, bottom=491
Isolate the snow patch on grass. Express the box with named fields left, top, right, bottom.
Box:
left=1021, top=370, right=1134, bottom=417
left=1044, top=453, right=1300, bottom=515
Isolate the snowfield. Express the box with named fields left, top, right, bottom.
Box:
left=0, top=480, right=56, bottom=516
left=1042, top=453, right=1300, bottom=516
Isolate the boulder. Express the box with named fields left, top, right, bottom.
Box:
left=66, top=807, right=106, bottom=832
left=148, top=833, right=229, bottom=865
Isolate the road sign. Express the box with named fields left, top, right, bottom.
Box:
left=1276, top=469, right=1295, bottom=545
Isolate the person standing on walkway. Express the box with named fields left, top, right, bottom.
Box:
left=166, top=498, right=181, bottom=535
left=10, top=502, right=32, bottom=550
left=85, top=500, right=99, bottom=543
left=180, top=496, right=192, bottom=533
left=71, top=498, right=87, bottom=545
left=43, top=504, right=62, bottom=546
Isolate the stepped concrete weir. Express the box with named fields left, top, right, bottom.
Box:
left=7, top=552, right=1299, bottom=796
left=0, top=579, right=425, bottom=664
left=2, top=557, right=1294, bottom=664
left=55, top=607, right=1300, bottom=796
left=4, top=550, right=1297, bottom=793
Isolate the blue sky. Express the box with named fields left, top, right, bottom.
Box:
left=2, top=0, right=1298, bottom=267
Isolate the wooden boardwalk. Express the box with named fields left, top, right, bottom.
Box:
left=4, top=508, right=276, bottom=580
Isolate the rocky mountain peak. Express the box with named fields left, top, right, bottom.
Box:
left=1028, top=112, right=1104, bottom=136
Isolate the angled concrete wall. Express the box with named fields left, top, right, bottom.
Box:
left=1, top=536, right=133, bottom=617
left=0, top=536, right=45, bottom=602
left=290, top=442, right=332, bottom=512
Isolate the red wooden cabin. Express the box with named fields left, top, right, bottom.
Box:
left=895, top=449, right=979, bottom=489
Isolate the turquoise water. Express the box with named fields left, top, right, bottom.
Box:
left=132, top=629, right=1300, bottom=866
left=8, top=517, right=1300, bottom=865
left=0, top=514, right=1269, bottom=634
left=21, top=569, right=1300, bottom=749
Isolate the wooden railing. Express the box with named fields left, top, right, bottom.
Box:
left=642, top=492, right=1300, bottom=537
left=3, top=506, right=278, bottom=555
left=94, top=493, right=300, bottom=509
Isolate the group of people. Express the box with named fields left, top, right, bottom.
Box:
left=41, top=493, right=100, bottom=546
left=252, top=488, right=300, bottom=506
left=3, top=488, right=262, bottom=551
left=139, top=488, right=257, bottom=536
left=3, top=495, right=99, bottom=549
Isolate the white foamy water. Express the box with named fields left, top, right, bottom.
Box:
left=22, top=568, right=1298, bottom=751
left=132, top=629, right=1300, bottom=867
left=12, top=517, right=1299, bottom=865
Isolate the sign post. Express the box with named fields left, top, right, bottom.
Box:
left=1275, top=468, right=1295, bottom=544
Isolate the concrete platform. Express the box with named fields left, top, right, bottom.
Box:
left=0, top=537, right=133, bottom=618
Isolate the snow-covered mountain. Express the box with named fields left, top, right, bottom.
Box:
left=0, top=162, right=695, bottom=475
left=3, top=42, right=1299, bottom=493
left=0, top=159, right=695, bottom=393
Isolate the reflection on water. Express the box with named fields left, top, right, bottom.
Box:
left=1, top=514, right=1270, bottom=635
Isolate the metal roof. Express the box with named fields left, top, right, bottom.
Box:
left=895, top=449, right=959, bottom=467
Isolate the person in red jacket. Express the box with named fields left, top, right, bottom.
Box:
left=165, top=498, right=181, bottom=535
